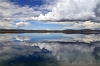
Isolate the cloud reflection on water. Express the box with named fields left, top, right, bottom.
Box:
left=0, top=33, right=100, bottom=43
left=0, top=33, right=100, bottom=66
left=0, top=41, right=100, bottom=65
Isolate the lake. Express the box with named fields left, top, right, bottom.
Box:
left=0, top=33, right=100, bottom=66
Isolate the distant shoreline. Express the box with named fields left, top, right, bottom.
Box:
left=0, top=29, right=100, bottom=34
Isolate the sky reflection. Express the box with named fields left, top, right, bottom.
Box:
left=0, top=33, right=100, bottom=43
left=0, top=33, right=100, bottom=66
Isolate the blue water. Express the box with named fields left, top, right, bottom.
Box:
left=0, top=33, right=100, bottom=66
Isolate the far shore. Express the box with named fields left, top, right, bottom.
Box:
left=0, top=29, right=100, bottom=34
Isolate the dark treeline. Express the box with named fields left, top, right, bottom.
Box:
left=0, top=29, right=100, bottom=34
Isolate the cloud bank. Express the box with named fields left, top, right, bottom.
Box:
left=33, top=0, right=100, bottom=21
left=73, top=21, right=100, bottom=29
left=0, top=0, right=100, bottom=21
left=0, top=0, right=100, bottom=29
left=0, top=0, right=41, bottom=28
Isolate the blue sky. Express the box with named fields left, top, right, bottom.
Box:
left=9, top=0, right=65, bottom=30
left=9, top=0, right=70, bottom=30
left=15, top=21, right=65, bottom=30
left=10, top=0, right=44, bottom=7
left=0, top=0, right=100, bottom=30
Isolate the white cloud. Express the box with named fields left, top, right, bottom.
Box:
left=15, top=21, right=30, bottom=27
left=0, top=0, right=100, bottom=29
left=1, top=0, right=100, bottom=22
left=73, top=21, right=100, bottom=29
left=32, top=0, right=100, bottom=21
left=62, top=21, right=100, bottom=30
left=0, top=0, right=42, bottom=19
left=0, top=0, right=41, bottom=28
left=0, top=20, right=14, bottom=29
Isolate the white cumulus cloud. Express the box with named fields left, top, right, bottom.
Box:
left=73, top=21, right=100, bottom=29
left=1, top=0, right=100, bottom=22
left=0, top=0, right=41, bottom=28
left=0, top=0, right=100, bottom=29
left=30, top=0, right=100, bottom=21
left=15, top=21, right=30, bottom=27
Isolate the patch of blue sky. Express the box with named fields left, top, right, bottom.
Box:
left=23, top=21, right=65, bottom=30
left=13, top=20, right=76, bottom=30
left=10, top=0, right=44, bottom=7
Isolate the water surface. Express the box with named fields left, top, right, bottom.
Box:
left=0, top=33, right=100, bottom=66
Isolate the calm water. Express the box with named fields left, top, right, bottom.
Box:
left=0, top=33, right=100, bottom=66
